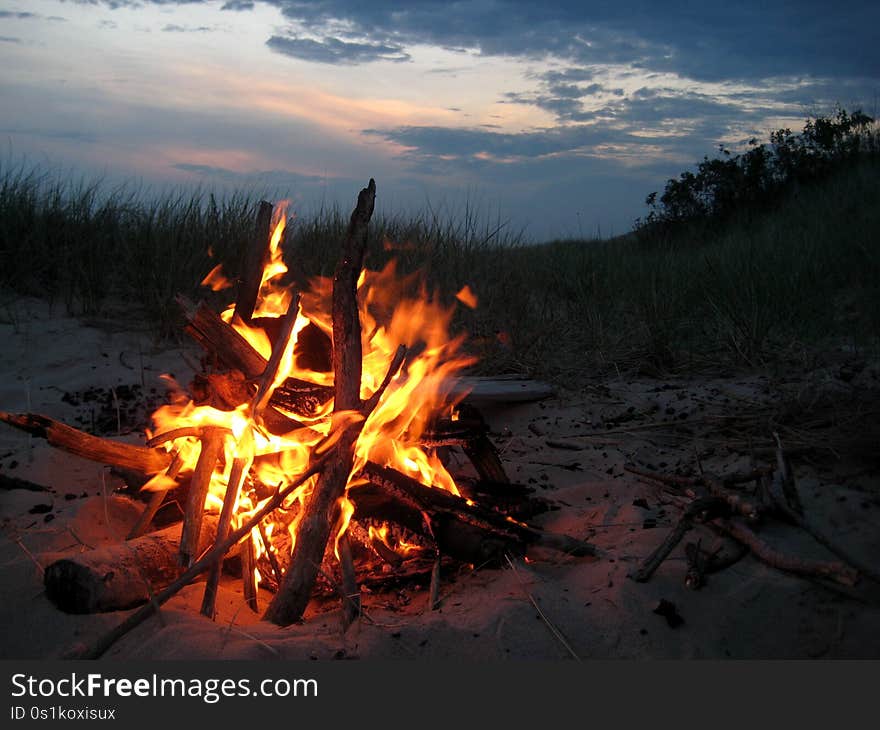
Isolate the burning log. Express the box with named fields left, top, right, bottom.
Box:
left=264, top=178, right=378, bottom=628
left=241, top=532, right=259, bottom=612
left=43, top=516, right=220, bottom=614
left=179, top=297, right=331, bottom=418
left=201, top=293, right=302, bottom=618
left=0, top=411, right=171, bottom=474
left=352, top=461, right=601, bottom=563
left=234, top=200, right=274, bottom=325
left=179, top=426, right=228, bottom=567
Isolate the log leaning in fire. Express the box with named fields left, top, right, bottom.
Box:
left=179, top=426, right=227, bottom=567
left=352, top=462, right=602, bottom=564
left=202, top=293, right=301, bottom=618
left=179, top=296, right=332, bottom=418
left=234, top=199, right=274, bottom=326
left=0, top=411, right=171, bottom=474
left=43, top=516, right=220, bottom=614
left=263, top=178, right=378, bottom=628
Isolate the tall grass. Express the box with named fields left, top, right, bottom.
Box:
left=1, top=156, right=878, bottom=378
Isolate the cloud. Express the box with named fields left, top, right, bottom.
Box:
left=266, top=35, right=410, bottom=65
left=172, top=162, right=326, bottom=187
left=162, top=24, right=212, bottom=33
left=61, top=1, right=880, bottom=82
left=220, top=0, right=253, bottom=9
left=0, top=35, right=22, bottom=43
left=0, top=10, right=36, bottom=19
left=364, top=123, right=620, bottom=162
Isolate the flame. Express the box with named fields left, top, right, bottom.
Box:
left=148, top=199, right=476, bottom=586
left=455, top=285, right=478, bottom=309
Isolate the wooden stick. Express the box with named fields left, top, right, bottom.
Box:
left=355, top=462, right=603, bottom=561
left=774, top=432, right=804, bottom=515
left=429, top=553, right=441, bottom=610
left=234, top=200, right=274, bottom=325
left=178, top=427, right=226, bottom=567
left=65, top=449, right=332, bottom=659
left=146, top=427, right=203, bottom=449
left=361, top=345, right=406, bottom=415
left=241, top=531, right=259, bottom=612
left=702, top=473, right=761, bottom=521
left=251, top=293, right=302, bottom=417
left=0, top=411, right=171, bottom=474
left=263, top=178, right=376, bottom=628
left=719, top=518, right=859, bottom=586
left=337, top=533, right=360, bottom=626
left=768, top=478, right=880, bottom=585
left=200, top=455, right=249, bottom=617
left=201, top=292, right=301, bottom=617
left=629, top=497, right=730, bottom=582
left=257, top=520, right=283, bottom=585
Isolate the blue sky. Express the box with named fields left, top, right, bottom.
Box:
left=1, top=0, right=877, bottom=240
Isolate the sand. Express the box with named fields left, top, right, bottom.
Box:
left=2, top=296, right=879, bottom=660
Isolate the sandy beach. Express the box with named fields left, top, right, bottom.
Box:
left=1, top=297, right=879, bottom=660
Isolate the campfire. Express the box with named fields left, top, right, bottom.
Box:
left=1, top=179, right=597, bottom=657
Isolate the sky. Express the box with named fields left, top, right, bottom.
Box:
left=0, top=0, right=878, bottom=241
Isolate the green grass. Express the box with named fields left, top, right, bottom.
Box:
left=1, top=156, right=878, bottom=379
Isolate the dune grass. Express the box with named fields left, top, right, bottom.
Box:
left=1, top=156, right=878, bottom=380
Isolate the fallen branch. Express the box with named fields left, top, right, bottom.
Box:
left=629, top=497, right=730, bottom=582
left=0, top=412, right=171, bottom=474
left=719, top=518, right=859, bottom=587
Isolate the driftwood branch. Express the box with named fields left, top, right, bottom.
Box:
left=0, top=411, right=171, bottom=474
left=629, top=497, right=730, bottom=582
left=126, top=453, right=184, bottom=540
left=719, top=518, right=859, bottom=586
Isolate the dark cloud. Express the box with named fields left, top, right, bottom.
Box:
left=267, top=0, right=880, bottom=82
left=220, top=0, right=254, bottom=10
left=266, top=35, right=410, bottom=64
left=0, top=35, right=22, bottom=43
left=68, top=1, right=880, bottom=82
left=0, top=10, right=36, bottom=18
